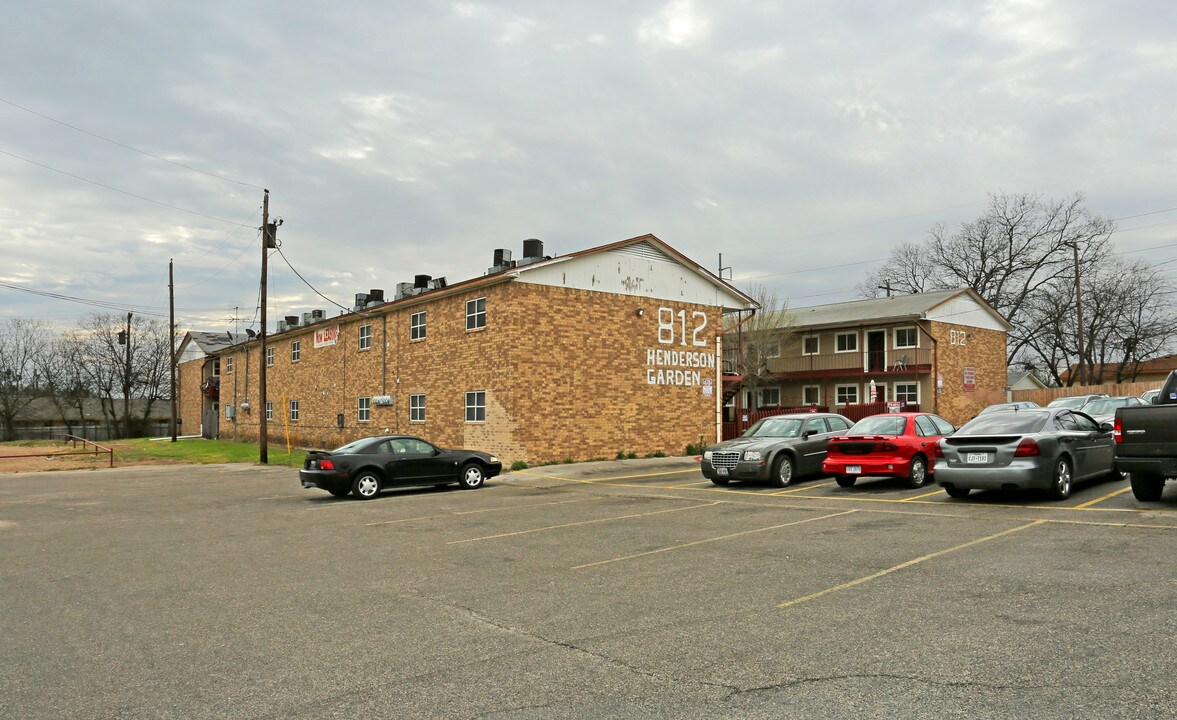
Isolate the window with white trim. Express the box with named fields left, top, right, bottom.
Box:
left=465, top=298, right=486, bottom=331
left=465, top=390, right=486, bottom=422
left=802, top=335, right=819, bottom=356
left=409, top=394, right=426, bottom=422
left=411, top=311, right=427, bottom=340
left=266, top=347, right=274, bottom=367
left=359, top=324, right=372, bottom=350
left=894, top=383, right=919, bottom=404
left=291, top=340, right=301, bottom=362
left=803, top=385, right=821, bottom=405
left=759, top=387, right=780, bottom=407
left=265, top=401, right=273, bottom=420
left=835, top=384, right=859, bottom=404
left=224, top=357, right=232, bottom=374
left=358, top=397, right=371, bottom=422
left=894, top=327, right=918, bottom=349
left=289, top=399, right=299, bottom=421
left=835, top=332, right=858, bottom=353
left=212, top=358, right=221, bottom=376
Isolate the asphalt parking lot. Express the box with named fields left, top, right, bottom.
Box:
left=3, top=459, right=1176, bottom=719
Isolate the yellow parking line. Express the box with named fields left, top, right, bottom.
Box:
left=770, top=481, right=835, bottom=496
left=573, top=509, right=858, bottom=570
left=447, top=500, right=724, bottom=544
left=366, top=497, right=594, bottom=526
left=902, top=489, right=944, bottom=502
left=776, top=520, right=1045, bottom=609
left=1073, top=485, right=1133, bottom=509
left=669, top=480, right=715, bottom=488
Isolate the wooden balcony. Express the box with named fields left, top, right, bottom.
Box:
left=765, top=347, right=932, bottom=380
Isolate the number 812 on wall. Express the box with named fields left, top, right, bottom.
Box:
left=658, top=308, right=708, bottom=347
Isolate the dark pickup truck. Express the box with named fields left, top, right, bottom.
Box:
left=1115, top=370, right=1177, bottom=501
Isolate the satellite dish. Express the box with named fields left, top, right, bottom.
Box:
left=245, top=328, right=257, bottom=339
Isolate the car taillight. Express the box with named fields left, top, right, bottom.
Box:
left=1113, top=417, right=1122, bottom=444
left=319, top=459, right=335, bottom=470
left=878, top=442, right=899, bottom=452
left=931, top=442, right=944, bottom=459
left=1013, top=438, right=1039, bottom=457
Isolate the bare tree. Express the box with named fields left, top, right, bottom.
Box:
left=863, top=192, right=1117, bottom=366
left=725, top=285, right=790, bottom=409
left=34, top=332, right=93, bottom=435
left=0, top=318, right=53, bottom=441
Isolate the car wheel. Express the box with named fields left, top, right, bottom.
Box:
left=327, top=488, right=351, bottom=498
left=834, top=475, right=856, bottom=488
left=906, top=455, right=929, bottom=488
left=770, top=455, right=795, bottom=488
left=942, top=483, right=970, bottom=498
left=352, top=471, right=381, bottom=500
left=1049, top=457, right=1073, bottom=500
left=710, top=477, right=731, bottom=486
left=458, top=463, right=485, bottom=489
left=1130, top=473, right=1165, bottom=502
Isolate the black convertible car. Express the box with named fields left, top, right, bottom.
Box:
left=300, top=435, right=502, bottom=499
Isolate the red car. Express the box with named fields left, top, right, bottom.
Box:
left=822, top=412, right=955, bottom=489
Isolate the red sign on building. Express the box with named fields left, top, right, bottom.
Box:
left=963, top=367, right=976, bottom=392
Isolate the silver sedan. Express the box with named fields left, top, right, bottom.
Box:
left=934, top=408, right=1121, bottom=500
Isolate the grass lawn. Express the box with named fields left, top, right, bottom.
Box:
left=0, top=437, right=307, bottom=470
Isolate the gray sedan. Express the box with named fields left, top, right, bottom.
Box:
left=934, top=408, right=1121, bottom=500
left=701, top=412, right=852, bottom=487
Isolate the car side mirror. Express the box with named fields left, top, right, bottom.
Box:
left=1100, top=421, right=1113, bottom=432
left=803, top=430, right=813, bottom=438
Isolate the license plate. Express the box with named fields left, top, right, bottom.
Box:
left=846, top=465, right=861, bottom=475
left=966, top=453, right=989, bottom=464
left=717, top=467, right=729, bottom=476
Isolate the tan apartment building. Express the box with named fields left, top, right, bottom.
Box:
left=727, top=289, right=1011, bottom=426
left=178, top=235, right=756, bottom=464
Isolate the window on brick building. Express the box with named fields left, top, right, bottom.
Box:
left=358, top=397, right=370, bottom=422
left=359, top=324, right=372, bottom=350
left=213, top=358, right=221, bottom=376
left=289, top=399, right=300, bottom=421
left=291, top=340, right=301, bottom=362
left=836, top=384, right=859, bottom=404
left=758, top=387, right=780, bottom=407
left=266, top=347, right=274, bottom=367
left=465, top=391, right=486, bottom=422
left=410, top=394, right=425, bottom=422
left=803, top=385, right=821, bottom=405
left=265, top=401, right=273, bottom=420
left=224, top=356, right=233, bottom=374
left=465, top=298, right=486, bottom=331
left=411, top=311, right=427, bottom=340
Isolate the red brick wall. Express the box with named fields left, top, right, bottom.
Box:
left=215, top=281, right=725, bottom=464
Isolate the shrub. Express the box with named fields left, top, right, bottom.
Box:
left=510, top=460, right=529, bottom=471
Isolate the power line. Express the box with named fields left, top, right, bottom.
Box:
left=274, top=245, right=349, bottom=312
left=0, top=148, right=255, bottom=227
left=0, top=96, right=264, bottom=190
left=0, top=280, right=234, bottom=317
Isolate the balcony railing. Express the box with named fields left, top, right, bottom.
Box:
left=765, top=347, right=931, bottom=378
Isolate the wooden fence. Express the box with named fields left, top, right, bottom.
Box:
left=1010, top=381, right=1158, bottom=407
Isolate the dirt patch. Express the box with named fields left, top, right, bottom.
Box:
left=0, top=442, right=171, bottom=473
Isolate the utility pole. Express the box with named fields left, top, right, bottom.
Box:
left=877, top=281, right=895, bottom=297
left=123, top=312, right=132, bottom=438
left=1071, top=241, right=1086, bottom=386
left=259, top=189, right=270, bottom=463
left=169, top=260, right=177, bottom=442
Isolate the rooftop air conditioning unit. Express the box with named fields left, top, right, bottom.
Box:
left=302, top=312, right=314, bottom=325
left=277, top=320, right=288, bottom=332
left=516, top=238, right=545, bottom=267
left=414, top=275, right=431, bottom=291
left=311, top=309, right=325, bottom=321
left=372, top=395, right=393, bottom=407
left=368, top=288, right=385, bottom=304
left=285, top=315, right=299, bottom=327
left=428, top=277, right=447, bottom=290
left=354, top=293, right=369, bottom=310
left=395, top=282, right=415, bottom=300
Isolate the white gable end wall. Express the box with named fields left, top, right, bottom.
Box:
left=926, top=295, right=1007, bottom=331
left=514, top=242, right=747, bottom=309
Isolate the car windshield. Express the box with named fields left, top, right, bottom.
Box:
left=1047, top=396, right=1088, bottom=409
left=958, top=411, right=1048, bottom=435
left=744, top=417, right=803, bottom=438
left=847, top=415, right=906, bottom=436
left=1081, top=398, right=1126, bottom=415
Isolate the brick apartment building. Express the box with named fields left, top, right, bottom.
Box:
left=178, top=235, right=756, bottom=464
left=726, top=288, right=1011, bottom=426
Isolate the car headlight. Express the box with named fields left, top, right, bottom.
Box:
left=488, top=456, right=499, bottom=463
left=703, top=450, right=712, bottom=460
left=744, top=450, right=761, bottom=461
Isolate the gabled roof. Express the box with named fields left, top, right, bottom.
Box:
left=1008, top=369, right=1048, bottom=389
left=779, top=288, right=1011, bottom=331
left=177, top=331, right=250, bottom=362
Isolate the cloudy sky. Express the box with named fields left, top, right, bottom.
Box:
left=3, top=0, right=1176, bottom=333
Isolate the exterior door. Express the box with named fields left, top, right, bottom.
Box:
left=867, top=330, right=886, bottom=372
